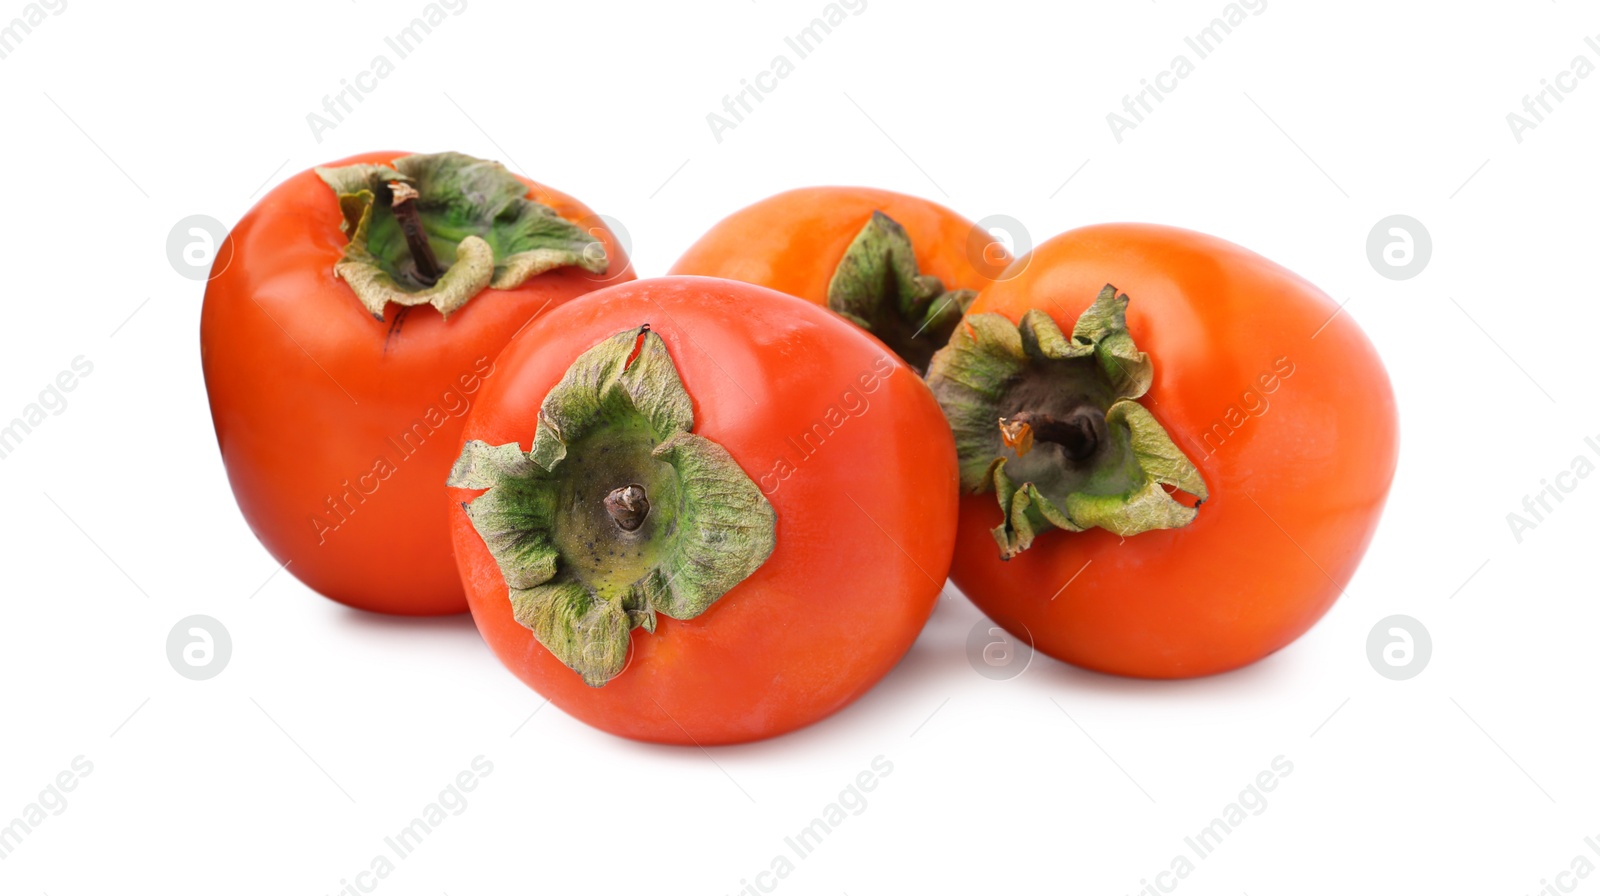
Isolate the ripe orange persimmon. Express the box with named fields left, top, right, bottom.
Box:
left=447, top=276, right=957, bottom=743
left=927, top=224, right=1398, bottom=678
left=201, top=151, right=629, bottom=615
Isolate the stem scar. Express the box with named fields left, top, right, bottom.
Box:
left=604, top=484, right=650, bottom=532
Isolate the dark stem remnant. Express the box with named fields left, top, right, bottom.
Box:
left=389, top=181, right=442, bottom=287
left=999, top=407, right=1105, bottom=463
left=604, top=484, right=650, bottom=532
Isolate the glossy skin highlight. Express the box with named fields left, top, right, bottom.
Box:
left=201, top=151, right=631, bottom=616
left=951, top=224, right=1398, bottom=678
left=449, top=277, right=958, bottom=744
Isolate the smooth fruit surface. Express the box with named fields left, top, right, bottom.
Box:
left=449, top=276, right=958, bottom=743
left=201, top=151, right=629, bottom=615
left=948, top=224, right=1398, bottom=678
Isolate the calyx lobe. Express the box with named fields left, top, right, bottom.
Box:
left=926, top=284, right=1208, bottom=558
left=827, top=211, right=976, bottom=373
left=315, top=151, right=607, bottom=320
left=448, top=326, right=777, bottom=686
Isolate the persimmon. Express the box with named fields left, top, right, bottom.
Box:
left=447, top=276, right=957, bottom=743
left=201, top=151, right=629, bottom=615
left=927, top=224, right=1398, bottom=678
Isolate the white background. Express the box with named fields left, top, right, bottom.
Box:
left=1, top=1, right=1595, bottom=893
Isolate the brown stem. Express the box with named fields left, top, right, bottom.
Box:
left=604, top=484, right=649, bottom=532
left=389, top=182, right=442, bottom=287
left=1000, top=407, right=1104, bottom=463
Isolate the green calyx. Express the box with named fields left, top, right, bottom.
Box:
left=827, top=211, right=976, bottom=374
left=926, top=284, right=1207, bottom=559
left=315, top=152, right=608, bottom=320
left=448, top=326, right=777, bottom=687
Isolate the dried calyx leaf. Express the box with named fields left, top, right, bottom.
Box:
left=315, top=152, right=607, bottom=320
left=926, top=284, right=1207, bottom=558
left=826, top=211, right=976, bottom=373
left=448, top=327, right=777, bottom=686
